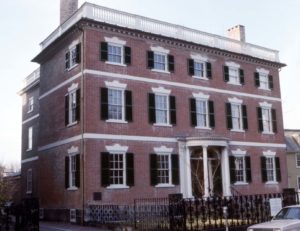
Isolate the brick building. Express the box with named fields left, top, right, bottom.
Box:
left=20, top=0, right=287, bottom=222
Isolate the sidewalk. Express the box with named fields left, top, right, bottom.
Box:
left=40, top=221, right=113, bottom=231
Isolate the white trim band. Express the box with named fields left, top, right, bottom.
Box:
left=21, top=156, right=39, bottom=164
left=22, top=114, right=40, bottom=125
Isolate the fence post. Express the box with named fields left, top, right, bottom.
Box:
left=169, top=193, right=185, bottom=231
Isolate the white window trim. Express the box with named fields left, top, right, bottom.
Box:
left=150, top=46, right=170, bottom=73
left=231, top=149, right=248, bottom=185
left=28, top=97, right=34, bottom=113
left=263, top=151, right=278, bottom=184
left=67, top=146, right=79, bottom=190
left=154, top=146, right=174, bottom=187
left=191, top=54, right=209, bottom=80
left=259, top=102, right=274, bottom=134
left=225, top=62, right=241, bottom=86
left=105, top=80, right=127, bottom=89
left=26, top=168, right=32, bottom=194
left=105, top=37, right=126, bottom=45
left=228, top=98, right=245, bottom=132
left=70, top=209, right=76, bottom=223
left=104, top=37, right=127, bottom=66
left=193, top=92, right=210, bottom=129
left=256, top=68, right=271, bottom=91
left=66, top=44, right=79, bottom=71
left=151, top=46, right=170, bottom=54
left=27, top=127, right=33, bottom=151
left=151, top=87, right=172, bottom=126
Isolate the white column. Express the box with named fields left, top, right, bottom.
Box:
left=203, top=145, right=209, bottom=197
left=222, top=147, right=231, bottom=197
left=178, top=141, right=192, bottom=198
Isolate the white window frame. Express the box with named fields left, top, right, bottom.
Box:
left=191, top=54, right=209, bottom=80
left=151, top=46, right=170, bottom=73
left=193, top=92, right=210, bottom=129
left=257, top=68, right=271, bottom=90
left=70, top=209, right=76, bottom=223
left=106, top=144, right=129, bottom=189
left=105, top=81, right=127, bottom=123
left=154, top=146, right=174, bottom=187
left=259, top=102, right=273, bottom=134
left=226, top=61, right=241, bottom=85
left=232, top=149, right=248, bottom=185
left=28, top=97, right=34, bottom=113
left=296, top=154, right=300, bottom=168
left=152, top=87, right=171, bottom=127
left=229, top=97, right=244, bottom=132
left=263, top=151, right=277, bottom=184
left=26, top=168, right=32, bottom=194
left=67, top=146, right=79, bottom=190
left=105, top=37, right=127, bottom=66
left=66, top=40, right=80, bottom=71
left=27, top=126, right=33, bottom=151
left=66, top=83, right=79, bottom=126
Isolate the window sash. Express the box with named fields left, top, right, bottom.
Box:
left=108, top=44, right=122, bottom=63
left=196, top=100, right=208, bottom=127
left=234, top=157, right=246, bottom=182
left=194, top=61, right=205, bottom=77
left=266, top=157, right=275, bottom=182
left=262, top=108, right=272, bottom=132
left=28, top=127, right=33, bottom=150
left=28, top=97, right=34, bottom=112
left=154, top=53, right=166, bottom=71
left=69, top=91, right=77, bottom=124
left=260, top=73, right=269, bottom=89
left=69, top=155, right=77, bottom=187
left=229, top=67, right=239, bottom=84
left=155, top=95, right=168, bottom=124
left=109, top=153, right=125, bottom=185
left=108, top=89, right=124, bottom=120
left=157, top=154, right=171, bottom=184
left=231, top=104, right=242, bottom=130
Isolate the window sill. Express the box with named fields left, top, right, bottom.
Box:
left=105, top=61, right=127, bottom=67
left=67, top=121, right=78, bottom=127
left=67, top=187, right=79, bottom=191
left=67, top=63, right=79, bottom=72
left=265, top=181, right=278, bottom=185
left=26, top=191, right=32, bottom=194
left=153, top=123, right=172, bottom=127
left=195, top=126, right=211, bottom=130
left=26, top=148, right=32, bottom=152
left=151, top=69, right=170, bottom=74
left=27, top=110, right=33, bottom=114
left=193, top=76, right=209, bottom=80
left=234, top=182, right=249, bottom=186
left=227, top=82, right=242, bottom=86
left=262, top=131, right=274, bottom=135
left=106, top=185, right=130, bottom=189
left=155, top=184, right=175, bottom=188
left=258, top=87, right=271, bottom=91
left=230, top=129, right=245, bottom=133
left=106, top=119, right=128, bottom=124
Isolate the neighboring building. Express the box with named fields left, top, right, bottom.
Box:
left=19, top=0, right=287, bottom=222
left=285, top=130, right=300, bottom=191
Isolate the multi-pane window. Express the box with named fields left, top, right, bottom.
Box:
left=226, top=102, right=248, bottom=131
left=27, top=169, right=32, bottom=193
left=108, top=44, right=122, bottom=63
left=154, top=53, right=167, bottom=71
left=101, top=152, right=134, bottom=188
left=229, top=155, right=251, bottom=184
left=262, top=108, right=272, bottom=132
left=155, top=95, right=168, bottom=124
left=190, top=98, right=214, bottom=128
left=229, top=67, right=239, bottom=84
left=261, top=155, right=281, bottom=183
left=147, top=50, right=174, bottom=73
left=266, top=157, right=275, bottom=182
left=188, top=59, right=212, bottom=79
left=224, top=65, right=244, bottom=85
left=149, top=92, right=176, bottom=126
left=296, top=154, right=300, bottom=167
left=108, top=89, right=123, bottom=120
left=28, top=127, right=33, bottom=150
left=157, top=155, right=170, bottom=184
left=65, top=44, right=81, bottom=70
left=235, top=157, right=246, bottom=182
left=109, top=153, right=125, bottom=185
left=196, top=100, right=208, bottom=127
left=254, top=71, right=273, bottom=90
left=65, top=154, right=80, bottom=189
left=28, top=97, right=34, bottom=113
left=194, top=61, right=205, bottom=77
left=70, top=155, right=77, bottom=187
left=257, top=105, right=277, bottom=133
left=231, top=104, right=242, bottom=130
left=260, top=73, right=269, bottom=89
left=65, top=89, right=80, bottom=126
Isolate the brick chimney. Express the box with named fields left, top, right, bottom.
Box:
left=60, top=0, right=78, bottom=24
left=227, top=25, right=246, bottom=42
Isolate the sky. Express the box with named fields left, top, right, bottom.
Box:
left=1, top=0, right=300, bottom=166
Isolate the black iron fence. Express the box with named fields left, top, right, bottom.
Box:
left=87, top=190, right=300, bottom=231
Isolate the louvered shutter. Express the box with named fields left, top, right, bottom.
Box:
left=150, top=154, right=157, bottom=186
left=65, top=95, right=69, bottom=126
left=190, top=98, right=197, bottom=127
left=100, top=42, right=108, bottom=61
left=272, top=109, right=277, bottom=133
left=76, top=43, right=81, bottom=63
left=224, top=66, right=229, bottom=82
left=257, top=107, right=263, bottom=132
left=275, top=157, right=281, bottom=182
left=261, top=156, right=267, bottom=183
left=65, top=156, right=69, bottom=188
left=125, top=90, right=133, bottom=122
left=100, top=88, right=108, bottom=120
left=269, top=75, right=274, bottom=90
left=101, top=152, right=110, bottom=187
left=229, top=156, right=236, bottom=184
left=126, top=153, right=134, bottom=186
left=124, top=46, right=131, bottom=65
left=254, top=72, right=260, bottom=87
left=169, top=95, right=176, bottom=125
left=168, top=55, right=175, bottom=72
left=239, top=69, right=245, bottom=85
left=208, top=100, right=215, bottom=128
left=75, top=154, right=80, bottom=188
left=65, top=51, right=70, bottom=70
left=148, top=93, right=156, bottom=124
left=147, top=51, right=154, bottom=69
left=226, top=103, right=232, bottom=129
left=242, top=104, right=248, bottom=130
left=206, top=62, right=212, bottom=79
left=171, top=154, right=180, bottom=185
left=75, top=89, right=80, bottom=122
left=245, top=156, right=252, bottom=183
left=188, top=59, right=194, bottom=76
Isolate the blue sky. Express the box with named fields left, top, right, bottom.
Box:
left=1, top=0, right=299, bottom=166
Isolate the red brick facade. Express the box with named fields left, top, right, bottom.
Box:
left=20, top=4, right=286, bottom=222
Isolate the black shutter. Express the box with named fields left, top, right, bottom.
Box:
left=126, top=153, right=134, bottom=186
left=65, top=94, right=69, bottom=126
left=206, top=62, right=212, bottom=79
left=76, top=43, right=81, bottom=63
left=190, top=98, right=197, bottom=127
left=261, top=156, right=267, bottom=183
left=257, top=107, right=263, bottom=132
left=125, top=90, right=133, bottom=122
left=100, top=42, right=108, bottom=61
left=226, top=103, right=232, bottom=129
left=242, top=104, right=248, bottom=130
left=229, top=156, right=236, bottom=184
left=171, top=154, right=180, bottom=185
left=101, top=152, right=110, bottom=187
left=275, top=157, right=281, bottom=182
left=254, top=72, right=260, bottom=87
left=168, top=55, right=175, bottom=72
left=65, top=156, right=69, bottom=188
left=65, top=51, right=70, bottom=70
left=239, top=69, right=245, bottom=85
left=269, top=75, right=274, bottom=90
left=224, top=66, right=229, bottom=82
left=75, top=154, right=80, bottom=188
left=75, top=89, right=80, bottom=122
left=188, top=59, right=194, bottom=76
left=245, top=156, right=252, bottom=183
left=150, top=154, right=157, bottom=186
left=208, top=100, right=215, bottom=128
left=272, top=109, right=277, bottom=133
left=147, top=51, right=154, bottom=69
left=124, top=46, right=131, bottom=65
left=148, top=93, right=156, bottom=124
left=169, top=95, right=176, bottom=125
left=100, top=88, right=108, bottom=120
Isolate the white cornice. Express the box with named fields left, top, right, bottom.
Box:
left=151, top=86, right=171, bottom=95
left=22, top=114, right=39, bottom=125
left=150, top=46, right=169, bottom=54
left=21, top=156, right=39, bottom=164
left=106, top=143, right=128, bottom=153
left=190, top=53, right=208, bottom=62
left=105, top=80, right=127, bottom=89
left=225, top=61, right=240, bottom=68
left=231, top=148, right=246, bottom=156
left=154, top=145, right=173, bottom=154
left=259, top=101, right=272, bottom=108
left=67, top=146, right=79, bottom=154
left=228, top=97, right=243, bottom=104
left=256, top=67, right=270, bottom=74
left=263, top=150, right=276, bottom=157
left=192, top=92, right=210, bottom=100
left=104, top=36, right=126, bottom=45
left=68, top=83, right=79, bottom=92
